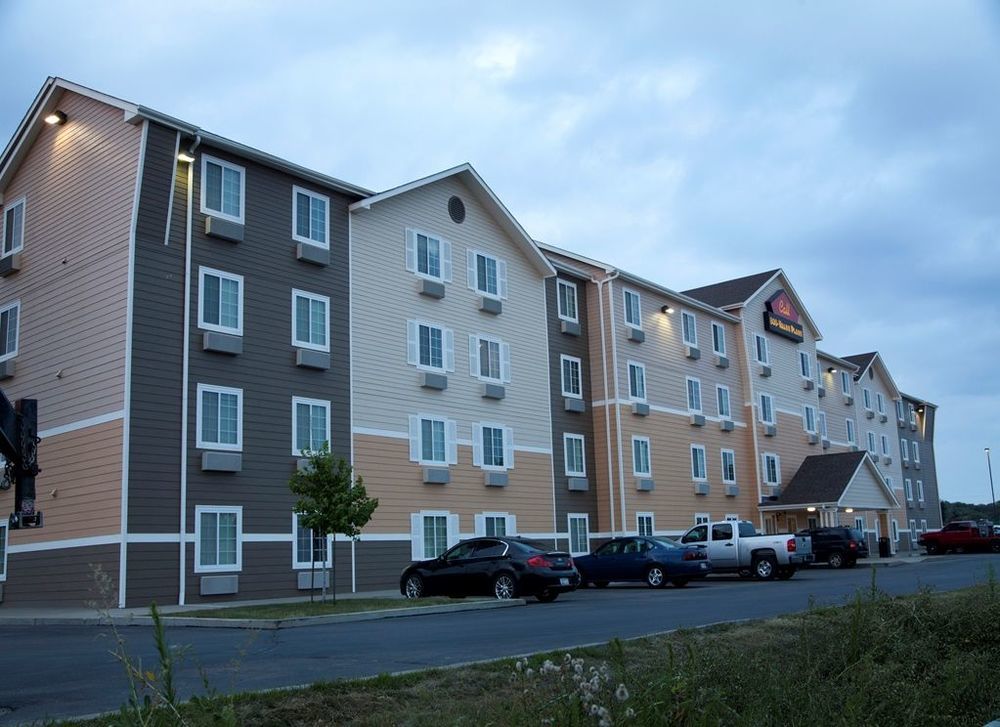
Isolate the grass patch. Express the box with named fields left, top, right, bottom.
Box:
left=185, top=597, right=470, bottom=620
left=72, top=574, right=1000, bottom=726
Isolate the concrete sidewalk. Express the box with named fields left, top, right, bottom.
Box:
left=846, top=554, right=927, bottom=568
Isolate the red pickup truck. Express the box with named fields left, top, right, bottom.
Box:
left=918, top=521, right=1000, bottom=555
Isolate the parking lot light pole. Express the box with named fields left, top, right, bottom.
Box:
left=987, top=447, right=997, bottom=526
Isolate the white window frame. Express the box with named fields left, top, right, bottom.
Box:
left=721, top=449, right=736, bottom=484
left=909, top=404, right=917, bottom=427
left=863, top=388, right=873, bottom=411
left=681, top=310, right=698, bottom=347
left=695, top=513, right=710, bottom=525
left=799, top=351, right=811, bottom=379
left=0, top=300, right=20, bottom=362
left=901, top=438, right=909, bottom=462
left=880, top=434, right=890, bottom=457
left=291, top=396, right=331, bottom=456
left=867, top=431, right=877, bottom=456
left=200, top=154, right=245, bottom=224
left=623, top=289, right=642, bottom=329
left=876, top=392, right=886, bottom=415
left=754, top=334, right=769, bottom=365
left=469, top=333, right=511, bottom=384
left=716, top=384, right=731, bottom=420
left=911, top=441, right=921, bottom=464
left=818, top=411, right=828, bottom=438
left=412, top=510, right=457, bottom=561
left=711, top=322, right=726, bottom=356
left=759, top=393, right=774, bottom=425
left=292, top=512, right=332, bottom=569
left=557, top=279, right=579, bottom=323
left=690, top=444, right=707, bottom=481
left=921, top=518, right=928, bottom=532
left=909, top=519, right=917, bottom=538
left=407, top=320, right=454, bottom=373
left=627, top=360, right=647, bottom=402
left=405, top=228, right=451, bottom=283
left=762, top=453, right=780, bottom=486
left=846, top=418, right=856, bottom=445
left=560, top=354, right=583, bottom=399
left=637, top=512, right=654, bottom=537
left=686, top=376, right=703, bottom=413
left=896, top=400, right=905, bottom=421
left=855, top=515, right=866, bottom=532
left=568, top=513, right=591, bottom=557
left=803, top=405, right=817, bottom=434
left=474, top=511, right=517, bottom=538
left=468, top=249, right=507, bottom=299
left=891, top=519, right=899, bottom=543
left=291, top=185, right=330, bottom=248
left=291, top=289, right=331, bottom=352
left=197, top=267, right=244, bottom=336
left=195, top=383, right=243, bottom=451
left=564, top=433, right=586, bottom=477
left=632, top=436, right=652, bottom=477
left=473, top=422, right=513, bottom=471
left=904, top=478, right=913, bottom=501
left=841, top=371, right=853, bottom=396
left=194, top=505, right=243, bottom=574
left=917, top=480, right=925, bottom=502
left=412, top=414, right=454, bottom=466
left=0, top=520, right=7, bottom=581
left=2, top=196, right=25, bottom=258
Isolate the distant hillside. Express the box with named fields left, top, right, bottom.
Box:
left=941, top=501, right=998, bottom=523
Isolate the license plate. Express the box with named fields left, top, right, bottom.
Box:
left=559, top=577, right=570, bottom=585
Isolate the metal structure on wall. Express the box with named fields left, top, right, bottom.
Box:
left=0, top=388, right=41, bottom=529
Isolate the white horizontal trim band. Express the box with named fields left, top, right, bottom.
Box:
left=353, top=427, right=550, bottom=453
left=8, top=533, right=120, bottom=554
left=38, top=410, right=126, bottom=439
left=592, top=399, right=747, bottom=428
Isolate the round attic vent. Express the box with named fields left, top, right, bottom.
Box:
left=448, top=195, right=466, bottom=223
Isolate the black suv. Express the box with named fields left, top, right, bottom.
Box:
left=797, top=527, right=868, bottom=568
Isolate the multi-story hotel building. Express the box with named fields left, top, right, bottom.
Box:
left=0, top=78, right=942, bottom=606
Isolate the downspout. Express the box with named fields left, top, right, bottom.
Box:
left=606, top=277, right=627, bottom=537
left=741, top=315, right=766, bottom=531
left=593, top=270, right=620, bottom=536
left=178, top=140, right=196, bottom=605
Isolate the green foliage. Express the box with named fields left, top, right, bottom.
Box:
left=288, top=442, right=378, bottom=540
left=941, top=500, right=997, bottom=523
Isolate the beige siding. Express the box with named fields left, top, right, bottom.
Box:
left=3, top=419, right=123, bottom=545
left=0, top=90, right=139, bottom=429
left=854, top=363, right=907, bottom=527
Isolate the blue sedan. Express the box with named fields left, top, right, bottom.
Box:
left=575, top=536, right=711, bottom=588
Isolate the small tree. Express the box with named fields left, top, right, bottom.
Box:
left=289, top=443, right=378, bottom=602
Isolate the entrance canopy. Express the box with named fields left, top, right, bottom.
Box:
left=760, top=451, right=900, bottom=515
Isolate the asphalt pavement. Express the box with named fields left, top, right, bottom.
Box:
left=1, top=554, right=997, bottom=725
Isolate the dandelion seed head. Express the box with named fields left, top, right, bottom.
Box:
left=615, top=684, right=630, bottom=702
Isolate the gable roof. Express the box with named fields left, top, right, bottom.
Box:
left=842, top=352, right=877, bottom=374
left=816, top=349, right=860, bottom=372
left=842, top=351, right=901, bottom=398
left=681, top=269, right=780, bottom=308
left=1, top=77, right=372, bottom=199
left=350, top=163, right=555, bottom=278
left=762, top=451, right=900, bottom=510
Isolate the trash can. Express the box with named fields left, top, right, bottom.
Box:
left=878, top=537, right=892, bottom=558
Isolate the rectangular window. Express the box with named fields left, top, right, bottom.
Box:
left=867, top=431, right=877, bottom=455
left=561, top=355, right=582, bottom=398
left=863, top=388, right=872, bottom=411
left=2, top=197, right=25, bottom=256
left=806, top=516, right=817, bottom=530
left=201, top=155, right=244, bottom=223
left=557, top=279, right=578, bottom=322
left=632, top=436, right=651, bottom=477
left=754, top=335, right=769, bottom=365
left=891, top=520, right=899, bottom=543
left=876, top=392, right=885, bottom=415
left=485, top=514, right=508, bottom=537
left=481, top=425, right=507, bottom=469
left=803, top=405, right=817, bottom=433
left=423, top=514, right=448, bottom=559
left=198, top=267, right=243, bottom=335
left=691, top=444, right=707, bottom=481
left=846, top=418, right=856, bottom=445
left=687, top=377, right=702, bottom=413
left=763, top=453, right=780, bottom=486
left=896, top=400, right=905, bottom=421
left=759, top=393, right=774, bottom=425
left=917, top=480, right=925, bottom=501
left=406, top=321, right=454, bottom=372
left=909, top=404, right=917, bottom=426
left=909, top=519, right=917, bottom=538
left=564, top=434, right=586, bottom=476
left=0, top=301, right=20, bottom=361
left=628, top=361, right=646, bottom=401
left=292, top=289, right=330, bottom=352
left=721, top=449, right=736, bottom=483
left=469, top=334, right=511, bottom=383
left=196, top=384, right=242, bottom=451
left=904, top=478, right=913, bottom=500
left=901, top=438, right=909, bottom=461
left=292, top=186, right=329, bottom=247
left=921, top=518, right=928, bottom=531
left=637, top=513, right=654, bottom=537
left=911, top=441, right=920, bottom=464
left=196, top=506, right=242, bottom=572
left=420, top=417, right=447, bottom=464
left=682, top=311, right=698, bottom=347
left=568, top=514, right=590, bottom=556
left=818, top=411, right=828, bottom=438
left=799, top=351, right=811, bottom=378
left=881, top=434, right=890, bottom=457
left=469, top=250, right=504, bottom=298
left=716, top=385, right=731, bottom=419
left=294, top=513, right=329, bottom=568
left=623, top=290, right=642, bottom=328
left=711, top=322, right=726, bottom=356
left=855, top=515, right=866, bottom=532
left=841, top=371, right=852, bottom=396
left=695, top=513, right=711, bottom=525
left=292, top=397, right=330, bottom=455
left=419, top=324, right=443, bottom=369
left=415, top=231, right=443, bottom=279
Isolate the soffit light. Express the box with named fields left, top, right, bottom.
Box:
left=44, top=110, right=67, bottom=125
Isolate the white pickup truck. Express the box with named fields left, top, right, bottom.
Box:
left=679, top=520, right=814, bottom=580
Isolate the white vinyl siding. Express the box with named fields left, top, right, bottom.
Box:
left=198, top=267, right=243, bottom=335
left=628, top=361, right=647, bottom=402
left=682, top=311, right=698, bottom=347
left=292, top=186, right=329, bottom=247
left=690, top=444, right=707, bottom=481
left=196, top=384, right=242, bottom=451
left=711, top=322, right=726, bottom=356
left=623, top=289, right=642, bottom=328
left=2, top=197, right=25, bottom=257
left=632, top=436, right=651, bottom=477
left=568, top=514, right=590, bottom=556
left=195, top=506, right=242, bottom=573
left=292, top=289, right=330, bottom=352
left=557, top=279, right=578, bottom=322
left=0, top=301, right=19, bottom=362
left=201, top=155, right=245, bottom=224
left=292, top=397, right=330, bottom=456
left=561, top=355, right=582, bottom=398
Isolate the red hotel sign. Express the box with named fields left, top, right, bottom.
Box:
left=763, top=290, right=804, bottom=342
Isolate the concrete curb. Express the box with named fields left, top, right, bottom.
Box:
left=0, top=598, right=527, bottom=628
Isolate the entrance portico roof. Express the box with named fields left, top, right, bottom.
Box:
left=759, top=451, right=901, bottom=512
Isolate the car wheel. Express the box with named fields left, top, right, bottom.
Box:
left=493, top=572, right=518, bottom=600
left=403, top=573, right=424, bottom=599
left=753, top=555, right=777, bottom=580
left=535, top=590, right=559, bottom=603
left=594, top=581, right=609, bottom=589
left=991, top=542, right=1000, bottom=553
left=671, top=578, right=689, bottom=588
left=926, top=544, right=940, bottom=555
left=645, top=566, right=666, bottom=588
left=828, top=552, right=845, bottom=569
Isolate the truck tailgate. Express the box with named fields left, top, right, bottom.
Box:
left=794, top=535, right=812, bottom=555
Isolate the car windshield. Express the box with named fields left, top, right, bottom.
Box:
left=738, top=522, right=757, bottom=537
left=650, top=538, right=681, bottom=550
left=509, top=539, right=555, bottom=554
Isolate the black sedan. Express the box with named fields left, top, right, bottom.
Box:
left=400, top=537, right=580, bottom=603
left=575, top=536, right=711, bottom=588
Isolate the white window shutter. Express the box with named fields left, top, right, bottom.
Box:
left=500, top=343, right=511, bottom=383
left=447, top=513, right=460, bottom=547
left=503, top=427, right=514, bottom=470
left=444, top=328, right=455, bottom=372
left=507, top=514, right=517, bottom=536
left=441, top=240, right=453, bottom=282
left=472, top=424, right=483, bottom=467
left=406, top=321, right=418, bottom=365
left=410, top=513, right=423, bottom=561
left=469, top=335, right=480, bottom=377
left=446, top=419, right=458, bottom=465
left=474, top=513, right=485, bottom=537
left=497, top=260, right=508, bottom=299
left=408, top=415, right=420, bottom=462
left=405, top=229, right=417, bottom=272
left=467, top=249, right=477, bottom=290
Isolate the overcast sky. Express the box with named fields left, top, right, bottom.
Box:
left=2, top=1, right=998, bottom=505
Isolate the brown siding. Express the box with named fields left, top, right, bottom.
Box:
left=355, top=540, right=410, bottom=592
left=3, top=543, right=119, bottom=607
left=126, top=543, right=178, bottom=608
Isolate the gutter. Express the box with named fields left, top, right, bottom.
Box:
left=593, top=270, right=621, bottom=536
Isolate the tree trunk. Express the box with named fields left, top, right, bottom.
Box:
left=321, top=531, right=329, bottom=603
left=331, top=535, right=337, bottom=604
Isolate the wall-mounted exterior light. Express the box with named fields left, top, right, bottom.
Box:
left=827, top=367, right=838, bottom=374
left=177, top=150, right=196, bottom=163
left=806, top=506, right=817, bottom=512
left=661, top=305, right=674, bottom=314
left=44, top=110, right=67, bottom=125
left=845, top=508, right=854, bottom=513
